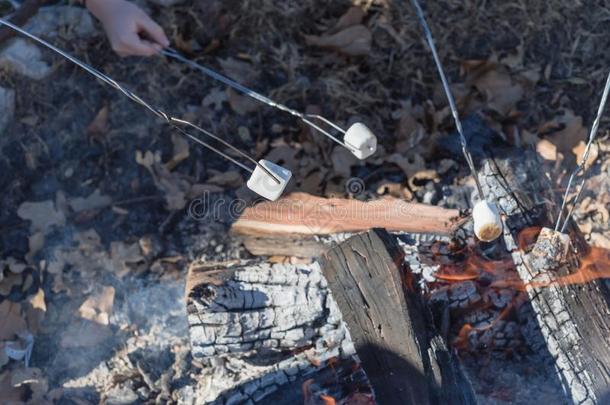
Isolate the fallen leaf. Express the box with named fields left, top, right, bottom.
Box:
left=408, top=169, right=440, bottom=191
left=0, top=371, right=26, bottom=402
left=572, top=140, right=598, bottom=168
left=227, top=88, right=261, bottom=115
left=0, top=301, right=27, bottom=340
left=26, top=231, right=45, bottom=264
left=68, top=189, right=112, bottom=213
left=17, top=200, right=66, bottom=233
left=86, top=105, right=109, bottom=140
left=305, top=25, right=372, bottom=57
left=539, top=110, right=587, bottom=155
left=1, top=257, right=27, bottom=274
left=11, top=367, right=48, bottom=401
left=111, top=242, right=144, bottom=277
left=165, top=133, right=191, bottom=171
left=219, top=57, right=259, bottom=84
left=26, top=288, right=46, bottom=333
left=78, top=286, right=115, bottom=326
left=202, top=87, right=228, bottom=111
left=473, top=68, right=523, bottom=116
left=536, top=139, right=558, bottom=161
left=332, top=6, right=365, bottom=32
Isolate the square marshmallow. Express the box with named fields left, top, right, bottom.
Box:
left=247, top=159, right=292, bottom=201
left=344, top=122, right=377, bottom=160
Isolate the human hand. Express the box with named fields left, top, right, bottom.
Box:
left=86, top=0, right=170, bottom=57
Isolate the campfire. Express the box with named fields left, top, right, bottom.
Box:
left=2, top=1, right=610, bottom=404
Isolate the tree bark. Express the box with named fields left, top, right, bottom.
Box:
left=479, top=148, right=610, bottom=404
left=321, top=229, right=476, bottom=405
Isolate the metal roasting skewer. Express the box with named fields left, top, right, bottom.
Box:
left=555, top=71, right=610, bottom=233
left=0, top=18, right=282, bottom=185
left=409, top=0, right=484, bottom=199
left=160, top=48, right=365, bottom=154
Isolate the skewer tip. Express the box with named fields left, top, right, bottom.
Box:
left=247, top=159, right=292, bottom=201
left=344, top=123, right=377, bottom=160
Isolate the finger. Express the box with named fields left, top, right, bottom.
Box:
left=136, top=16, right=170, bottom=48
left=117, top=33, right=159, bottom=57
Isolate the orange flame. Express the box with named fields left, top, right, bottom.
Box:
left=320, top=395, right=336, bottom=405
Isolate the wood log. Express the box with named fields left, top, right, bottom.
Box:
left=231, top=192, right=465, bottom=257
left=479, top=148, right=610, bottom=404
left=321, top=229, right=476, bottom=405
left=185, top=259, right=373, bottom=404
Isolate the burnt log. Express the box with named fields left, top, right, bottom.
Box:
left=479, top=148, right=610, bottom=404
left=321, top=229, right=476, bottom=405
left=185, top=259, right=373, bottom=404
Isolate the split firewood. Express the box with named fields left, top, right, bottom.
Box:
left=231, top=192, right=464, bottom=257
left=479, top=148, right=610, bottom=404
left=321, top=229, right=476, bottom=405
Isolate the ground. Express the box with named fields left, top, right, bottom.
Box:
left=1, top=0, right=609, bottom=404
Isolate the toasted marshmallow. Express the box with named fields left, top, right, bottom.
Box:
left=247, top=159, right=292, bottom=201
left=344, top=122, right=377, bottom=160
left=473, top=200, right=503, bottom=242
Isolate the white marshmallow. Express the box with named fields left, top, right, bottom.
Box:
left=247, top=159, right=292, bottom=201
left=344, top=122, right=377, bottom=160
left=472, top=200, right=503, bottom=242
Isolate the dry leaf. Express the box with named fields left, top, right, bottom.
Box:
left=536, top=139, right=558, bottom=161
left=1, top=257, right=27, bottom=275
left=17, top=200, right=66, bottom=233
left=26, top=288, right=47, bottom=333
left=332, top=7, right=365, bottom=32
left=227, top=88, right=261, bottom=115
left=11, top=367, right=48, bottom=401
left=165, top=133, right=191, bottom=171
left=539, top=110, right=587, bottom=155
left=68, top=189, right=112, bottom=213
left=111, top=242, right=143, bottom=277
left=572, top=140, right=598, bottom=168
left=86, top=105, right=109, bottom=140
left=305, top=25, right=372, bottom=57
left=0, top=301, right=27, bottom=340
left=78, top=286, right=115, bottom=326
left=408, top=169, right=440, bottom=191
left=202, top=87, right=228, bottom=111
left=473, top=69, right=523, bottom=116
left=219, top=57, right=259, bottom=84
left=0, top=371, right=26, bottom=403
